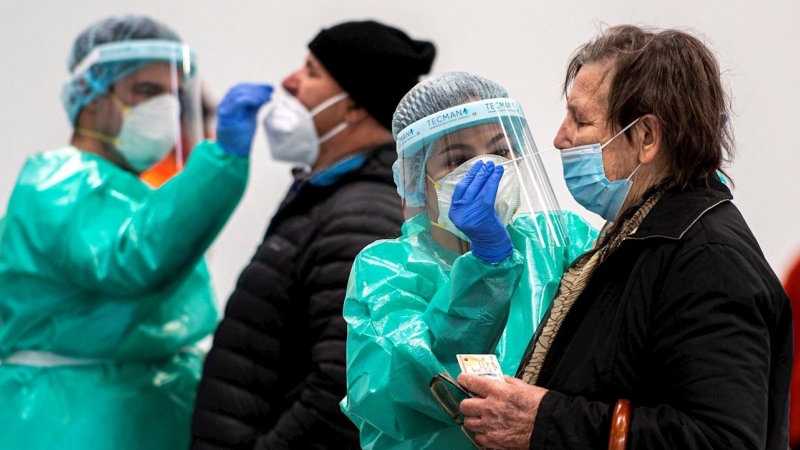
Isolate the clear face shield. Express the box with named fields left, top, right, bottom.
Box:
left=395, top=98, right=570, bottom=252
left=71, top=40, right=202, bottom=174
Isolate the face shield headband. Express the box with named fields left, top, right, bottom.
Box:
left=69, top=39, right=197, bottom=80
left=63, top=40, right=198, bottom=128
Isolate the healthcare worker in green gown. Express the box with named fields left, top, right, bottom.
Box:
left=0, top=15, right=272, bottom=450
left=340, top=71, right=598, bottom=449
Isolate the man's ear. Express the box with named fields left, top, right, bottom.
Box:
left=636, top=114, right=662, bottom=165
left=344, top=99, right=369, bottom=125
left=83, top=100, right=98, bottom=114
left=73, top=99, right=99, bottom=128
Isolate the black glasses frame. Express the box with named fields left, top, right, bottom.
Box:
left=429, top=372, right=486, bottom=450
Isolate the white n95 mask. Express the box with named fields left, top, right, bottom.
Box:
left=76, top=94, right=179, bottom=173
left=427, top=154, right=521, bottom=242
left=113, top=94, right=180, bottom=173
left=262, top=90, right=349, bottom=166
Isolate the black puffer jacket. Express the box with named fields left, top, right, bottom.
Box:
left=191, top=143, right=403, bottom=450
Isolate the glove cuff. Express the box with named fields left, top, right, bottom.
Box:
left=470, top=232, right=513, bottom=264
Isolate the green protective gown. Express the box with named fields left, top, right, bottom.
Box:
left=0, top=141, right=247, bottom=450
left=340, top=211, right=597, bottom=449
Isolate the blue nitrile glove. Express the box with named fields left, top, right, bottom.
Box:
left=449, top=160, right=514, bottom=263
left=216, top=83, right=274, bottom=157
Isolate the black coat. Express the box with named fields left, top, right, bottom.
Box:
left=518, top=178, right=792, bottom=450
left=191, top=143, right=404, bottom=450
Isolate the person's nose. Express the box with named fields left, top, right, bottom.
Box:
left=282, top=70, right=300, bottom=96
left=553, top=118, right=572, bottom=150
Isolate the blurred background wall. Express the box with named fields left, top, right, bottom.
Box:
left=2, top=0, right=798, bottom=306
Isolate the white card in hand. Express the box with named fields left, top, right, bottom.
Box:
left=456, top=354, right=505, bottom=382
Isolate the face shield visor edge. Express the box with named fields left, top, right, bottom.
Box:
left=395, top=97, right=571, bottom=248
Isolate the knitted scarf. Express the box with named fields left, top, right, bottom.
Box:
left=520, top=190, right=663, bottom=384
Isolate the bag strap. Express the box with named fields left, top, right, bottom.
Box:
left=608, top=399, right=631, bottom=450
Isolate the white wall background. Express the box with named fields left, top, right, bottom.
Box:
left=1, top=0, right=798, bottom=307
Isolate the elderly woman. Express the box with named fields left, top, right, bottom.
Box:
left=340, top=71, right=597, bottom=449
left=457, top=25, right=790, bottom=450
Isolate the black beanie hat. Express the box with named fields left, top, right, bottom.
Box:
left=308, top=20, right=436, bottom=130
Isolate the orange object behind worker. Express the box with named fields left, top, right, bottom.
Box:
left=141, top=151, right=181, bottom=188
left=141, top=83, right=217, bottom=188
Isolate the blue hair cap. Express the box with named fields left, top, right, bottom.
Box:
left=61, top=15, right=182, bottom=125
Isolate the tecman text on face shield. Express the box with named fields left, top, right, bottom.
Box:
left=426, top=108, right=470, bottom=126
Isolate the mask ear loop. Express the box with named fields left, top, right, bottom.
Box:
left=107, top=92, right=131, bottom=115
left=75, top=127, right=119, bottom=146
left=500, top=117, right=643, bottom=167
left=424, top=173, right=448, bottom=228
left=76, top=92, right=130, bottom=146
left=426, top=173, right=442, bottom=190
left=600, top=117, right=641, bottom=150
left=602, top=117, right=643, bottom=181
left=309, top=92, right=349, bottom=117
left=319, top=122, right=348, bottom=144
left=626, top=163, right=642, bottom=181
left=311, top=92, right=350, bottom=144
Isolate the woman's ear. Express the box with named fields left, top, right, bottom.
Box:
left=637, top=114, right=662, bottom=165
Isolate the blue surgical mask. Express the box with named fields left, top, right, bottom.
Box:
left=560, top=118, right=641, bottom=222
